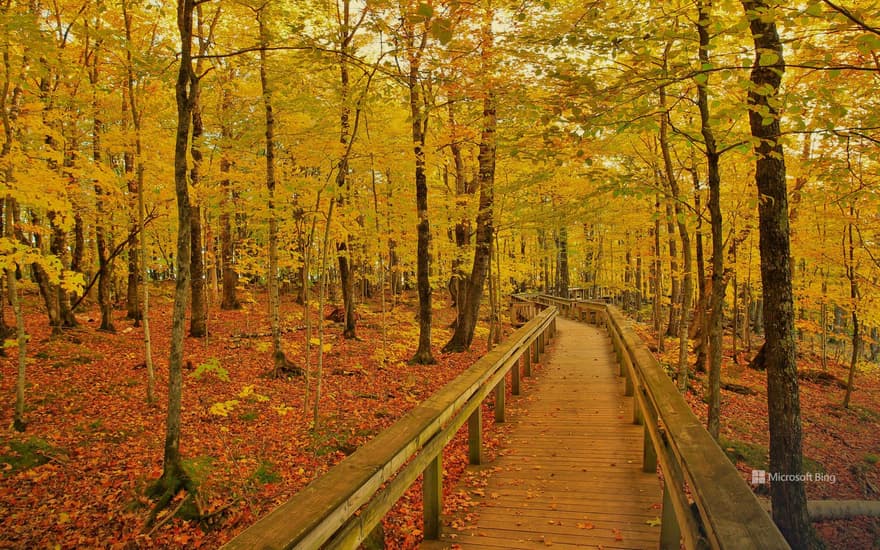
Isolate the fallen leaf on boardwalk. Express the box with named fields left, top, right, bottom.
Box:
left=613, top=528, right=623, bottom=541
left=577, top=522, right=594, bottom=529
left=490, top=492, right=499, bottom=499
left=647, top=517, right=662, bottom=527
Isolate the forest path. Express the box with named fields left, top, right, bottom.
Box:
left=422, top=317, right=662, bottom=549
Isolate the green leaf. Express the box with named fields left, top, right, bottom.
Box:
left=805, top=2, right=823, bottom=17
left=759, top=52, right=779, bottom=66
left=417, top=2, right=433, bottom=19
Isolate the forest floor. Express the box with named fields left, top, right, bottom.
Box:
left=2, top=288, right=878, bottom=549
left=633, top=322, right=880, bottom=549
left=0, top=283, right=517, bottom=549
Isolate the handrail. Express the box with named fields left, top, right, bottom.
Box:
left=533, top=293, right=790, bottom=550
left=222, top=306, right=558, bottom=549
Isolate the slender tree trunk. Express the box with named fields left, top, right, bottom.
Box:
left=187, top=6, right=215, bottom=339
left=335, top=1, right=357, bottom=340
left=556, top=224, right=570, bottom=298
left=843, top=209, right=859, bottom=408
left=664, top=198, right=680, bottom=337
left=152, top=0, right=197, bottom=506
left=658, top=62, right=692, bottom=392
left=652, top=196, right=664, bottom=352
left=6, top=206, right=26, bottom=432
left=123, top=0, right=154, bottom=403
left=313, top=198, right=335, bottom=428
left=405, top=18, right=434, bottom=364
left=123, top=86, right=141, bottom=324
left=257, top=11, right=288, bottom=376
left=218, top=83, right=240, bottom=310
left=741, top=2, right=817, bottom=545
left=696, top=0, right=726, bottom=439
left=90, top=49, right=115, bottom=333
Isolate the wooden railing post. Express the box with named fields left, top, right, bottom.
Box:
left=468, top=408, right=483, bottom=465
left=660, top=484, right=681, bottom=549
left=423, top=452, right=443, bottom=540
left=495, top=378, right=506, bottom=423
left=532, top=338, right=540, bottom=363
left=511, top=354, right=521, bottom=395
left=523, top=349, right=532, bottom=377
left=643, top=420, right=657, bottom=473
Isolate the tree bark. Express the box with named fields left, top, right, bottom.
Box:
left=843, top=208, right=859, bottom=408
left=154, top=0, right=197, bottom=501
left=403, top=13, right=434, bottom=364
left=696, top=0, right=726, bottom=440
left=257, top=10, right=288, bottom=375
left=443, top=9, right=496, bottom=353
left=123, top=0, right=154, bottom=403
left=91, top=71, right=114, bottom=333
left=740, top=2, right=818, bottom=546
left=187, top=6, right=215, bottom=339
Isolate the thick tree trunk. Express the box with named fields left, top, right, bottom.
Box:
left=90, top=43, right=114, bottom=333
left=741, top=2, right=818, bottom=546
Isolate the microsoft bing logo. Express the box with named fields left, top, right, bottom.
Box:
left=751, top=470, right=767, bottom=485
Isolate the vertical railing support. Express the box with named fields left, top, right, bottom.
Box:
left=495, top=378, right=506, bottom=423
left=468, top=408, right=483, bottom=465
left=643, top=420, right=657, bottom=473
left=660, top=484, right=681, bottom=549
left=423, top=453, right=443, bottom=540
left=512, top=354, right=521, bottom=395
left=523, top=349, right=532, bottom=377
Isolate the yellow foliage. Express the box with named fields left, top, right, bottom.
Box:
left=209, top=400, right=240, bottom=417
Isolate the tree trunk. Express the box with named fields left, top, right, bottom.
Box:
left=658, top=75, right=692, bottom=394
left=257, top=11, right=288, bottom=375
left=123, top=0, right=154, bottom=403
left=843, top=211, right=859, bottom=408
left=153, top=0, right=197, bottom=503
left=556, top=224, right=570, bottom=299
left=124, top=85, right=141, bottom=323
left=696, top=0, right=726, bottom=440
left=404, top=16, right=434, bottom=364
left=333, top=0, right=360, bottom=340
left=741, top=2, right=817, bottom=545
left=664, top=198, right=680, bottom=337
left=652, top=196, right=664, bottom=353
left=187, top=6, right=213, bottom=339
left=218, top=83, right=240, bottom=310
left=443, top=10, right=495, bottom=353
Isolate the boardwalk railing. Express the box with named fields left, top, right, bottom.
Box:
left=530, top=294, right=790, bottom=550
left=222, top=306, right=558, bottom=550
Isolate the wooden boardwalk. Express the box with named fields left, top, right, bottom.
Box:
left=423, top=317, right=662, bottom=549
